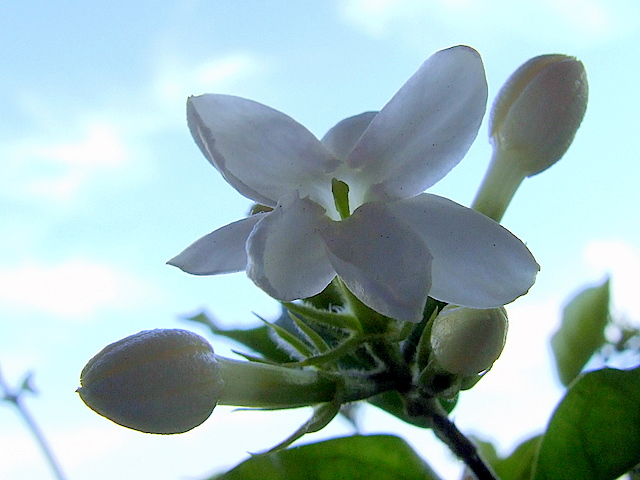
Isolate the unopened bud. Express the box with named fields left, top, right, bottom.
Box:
left=78, top=329, right=222, bottom=434
left=472, top=54, right=588, bottom=222
left=490, top=54, right=588, bottom=175
left=430, top=306, right=508, bottom=376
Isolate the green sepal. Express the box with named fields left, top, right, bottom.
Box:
left=288, top=312, right=331, bottom=355
left=303, top=278, right=346, bottom=311
left=259, top=400, right=342, bottom=454
left=414, top=307, right=440, bottom=371
left=402, top=297, right=446, bottom=364
left=255, top=314, right=315, bottom=360
left=229, top=350, right=279, bottom=365
left=210, top=434, right=442, bottom=480
left=551, top=279, right=610, bottom=386
left=437, top=395, right=458, bottom=415
left=284, top=333, right=378, bottom=368
left=182, top=311, right=293, bottom=363
left=534, top=366, right=640, bottom=480
left=284, top=302, right=362, bottom=333
left=460, top=370, right=489, bottom=390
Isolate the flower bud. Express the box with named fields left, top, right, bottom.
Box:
left=490, top=54, right=588, bottom=176
left=430, top=305, right=508, bottom=376
left=78, top=329, right=223, bottom=434
left=472, top=54, right=588, bottom=222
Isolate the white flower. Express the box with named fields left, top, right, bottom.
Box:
left=169, top=46, right=539, bottom=323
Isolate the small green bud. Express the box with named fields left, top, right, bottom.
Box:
left=430, top=306, right=508, bottom=376
left=78, top=329, right=222, bottom=434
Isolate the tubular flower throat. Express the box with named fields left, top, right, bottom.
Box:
left=169, top=46, right=539, bottom=322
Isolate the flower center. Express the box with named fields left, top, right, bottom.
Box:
left=331, top=178, right=351, bottom=220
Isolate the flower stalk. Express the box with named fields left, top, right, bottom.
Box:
left=216, top=356, right=389, bottom=407
left=471, top=148, right=528, bottom=222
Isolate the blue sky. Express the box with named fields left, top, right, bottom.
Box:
left=1, top=1, right=640, bottom=478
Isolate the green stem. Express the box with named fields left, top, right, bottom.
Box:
left=404, top=394, right=499, bottom=480
left=471, top=149, right=526, bottom=223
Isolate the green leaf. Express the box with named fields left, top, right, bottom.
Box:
left=534, top=366, right=640, bottom=480
left=210, top=434, right=442, bottom=480
left=551, top=279, right=610, bottom=386
left=475, top=435, right=541, bottom=480
left=182, top=312, right=293, bottom=363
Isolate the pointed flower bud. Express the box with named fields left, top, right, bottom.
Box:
left=473, top=54, right=588, bottom=221
left=490, top=54, right=588, bottom=175
left=430, top=305, right=508, bottom=376
left=78, top=329, right=222, bottom=434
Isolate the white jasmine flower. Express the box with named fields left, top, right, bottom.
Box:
left=169, top=46, right=539, bottom=322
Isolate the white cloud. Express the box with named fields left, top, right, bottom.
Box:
left=540, top=0, right=617, bottom=38
left=337, top=0, right=639, bottom=46
left=0, top=259, right=160, bottom=322
left=338, top=0, right=405, bottom=37
left=2, top=121, right=131, bottom=202
left=154, top=52, right=262, bottom=106
left=583, top=239, right=640, bottom=321
left=38, top=123, right=127, bottom=168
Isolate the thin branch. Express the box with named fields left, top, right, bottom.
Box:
left=0, top=367, right=67, bottom=480
left=405, top=394, right=499, bottom=480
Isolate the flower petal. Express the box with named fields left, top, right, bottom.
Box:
left=320, top=202, right=433, bottom=322
left=188, top=94, right=339, bottom=207
left=246, top=193, right=336, bottom=301
left=387, top=194, right=539, bottom=307
left=348, top=46, right=488, bottom=202
left=167, top=214, right=266, bottom=275
left=321, top=112, right=377, bottom=162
